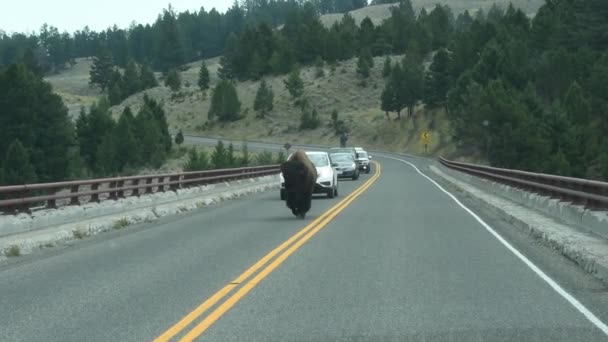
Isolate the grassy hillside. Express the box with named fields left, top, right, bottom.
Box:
left=106, top=55, right=456, bottom=157
left=47, top=54, right=455, bottom=157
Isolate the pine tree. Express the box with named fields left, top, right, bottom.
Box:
left=107, top=68, right=125, bottom=105
left=563, top=81, right=590, bottom=124
left=218, top=33, right=238, bottom=80
left=357, top=55, right=370, bottom=78
left=240, top=142, right=250, bottom=166
left=486, top=3, right=505, bottom=24
left=184, top=148, right=210, bottom=171
left=218, top=55, right=235, bottom=81
left=140, top=63, right=158, bottom=89
left=359, top=17, right=376, bottom=49
left=300, top=108, right=320, bottom=130
left=95, top=133, right=117, bottom=175
left=361, top=48, right=374, bottom=67
left=165, top=68, right=181, bottom=92
left=424, top=48, right=451, bottom=109
left=300, top=109, right=312, bottom=130
left=198, top=61, right=210, bottom=91
left=311, top=108, right=320, bottom=128
left=211, top=140, right=228, bottom=168
left=113, top=109, right=139, bottom=171
left=139, top=116, right=166, bottom=168
left=455, top=10, right=474, bottom=32
left=208, top=80, right=242, bottom=122
left=1, top=139, right=37, bottom=185
left=0, top=64, right=75, bottom=183
left=108, top=82, right=123, bottom=105
left=331, top=109, right=338, bottom=127
left=382, top=56, right=392, bottom=77
left=22, top=48, right=43, bottom=77
left=268, top=51, right=283, bottom=75
left=380, top=63, right=408, bottom=119
left=284, top=68, right=304, bottom=100
left=184, top=148, right=200, bottom=171
left=77, top=102, right=116, bottom=171
left=89, top=47, right=114, bottom=91
left=140, top=95, right=172, bottom=153
left=122, top=59, right=141, bottom=97
left=314, top=56, right=325, bottom=78
left=381, top=78, right=396, bottom=120
left=253, top=79, right=274, bottom=118
left=227, top=142, right=236, bottom=167
left=425, top=5, right=451, bottom=49
left=156, top=6, right=185, bottom=72
left=249, top=52, right=266, bottom=80
left=401, top=58, right=424, bottom=117
left=475, top=8, right=486, bottom=22
left=175, top=129, right=184, bottom=145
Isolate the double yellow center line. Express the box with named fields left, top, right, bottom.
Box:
left=155, top=162, right=382, bottom=342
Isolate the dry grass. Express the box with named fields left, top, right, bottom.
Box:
left=6, top=245, right=20, bottom=257
left=113, top=218, right=130, bottom=230
left=73, top=229, right=87, bottom=239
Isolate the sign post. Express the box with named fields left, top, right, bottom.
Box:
left=284, top=142, right=292, bottom=154
left=421, top=130, right=430, bottom=154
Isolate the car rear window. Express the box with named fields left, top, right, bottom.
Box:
left=307, top=153, right=329, bottom=167
left=331, top=154, right=353, bottom=162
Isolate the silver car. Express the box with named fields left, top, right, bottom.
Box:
left=329, top=153, right=359, bottom=180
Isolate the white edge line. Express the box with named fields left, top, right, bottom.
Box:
left=379, top=154, right=608, bottom=336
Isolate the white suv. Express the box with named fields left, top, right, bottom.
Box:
left=354, top=147, right=372, bottom=174
left=280, top=151, right=339, bottom=199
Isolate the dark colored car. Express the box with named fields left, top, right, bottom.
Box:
left=330, top=147, right=357, bottom=162
left=329, top=153, right=359, bottom=180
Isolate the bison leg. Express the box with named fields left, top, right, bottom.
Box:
left=302, top=192, right=313, bottom=214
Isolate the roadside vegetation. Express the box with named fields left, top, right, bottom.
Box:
left=113, top=218, right=130, bottom=230
left=6, top=245, right=21, bottom=257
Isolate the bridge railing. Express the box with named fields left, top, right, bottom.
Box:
left=0, top=165, right=281, bottom=214
left=439, top=157, right=608, bottom=210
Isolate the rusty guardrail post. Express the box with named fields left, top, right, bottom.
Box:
left=132, top=179, right=140, bottom=197
left=109, top=181, right=117, bottom=200
left=169, top=174, right=180, bottom=192
left=69, top=185, right=80, bottom=205
left=116, top=180, right=125, bottom=198
left=91, top=183, right=100, bottom=203
left=145, top=177, right=154, bottom=194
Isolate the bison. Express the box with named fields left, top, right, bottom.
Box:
left=280, top=150, right=318, bottom=218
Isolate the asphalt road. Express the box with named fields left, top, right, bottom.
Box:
left=1, top=154, right=608, bottom=341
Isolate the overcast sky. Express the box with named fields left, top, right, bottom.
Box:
left=1, top=1, right=233, bottom=34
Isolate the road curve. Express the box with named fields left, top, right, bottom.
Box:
left=1, top=154, right=608, bottom=341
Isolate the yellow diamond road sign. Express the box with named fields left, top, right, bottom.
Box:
left=421, top=130, right=430, bottom=144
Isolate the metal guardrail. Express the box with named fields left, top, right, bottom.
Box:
left=439, top=157, right=608, bottom=210
left=0, top=165, right=280, bottom=214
